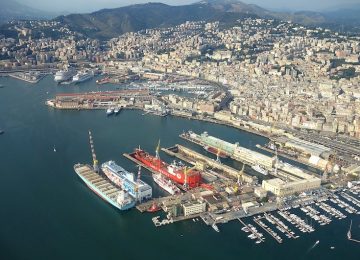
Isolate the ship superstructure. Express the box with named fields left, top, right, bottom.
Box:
left=54, top=67, right=76, bottom=83
left=72, top=70, right=94, bottom=83
left=101, top=160, right=152, bottom=202
left=152, top=173, right=181, bottom=195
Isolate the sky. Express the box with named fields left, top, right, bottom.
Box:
left=15, top=0, right=360, bottom=13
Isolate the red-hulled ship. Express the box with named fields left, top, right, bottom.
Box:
left=203, top=145, right=229, bottom=159
left=130, top=148, right=201, bottom=189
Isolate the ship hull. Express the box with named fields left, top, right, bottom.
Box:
left=130, top=149, right=201, bottom=188
left=74, top=164, right=135, bottom=210
left=204, top=146, right=229, bottom=158
left=153, top=174, right=180, bottom=195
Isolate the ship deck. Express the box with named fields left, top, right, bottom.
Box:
left=75, top=164, right=122, bottom=201
left=123, top=153, right=188, bottom=192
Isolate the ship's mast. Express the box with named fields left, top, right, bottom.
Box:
left=88, top=130, right=99, bottom=173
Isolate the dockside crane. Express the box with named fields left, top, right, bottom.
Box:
left=155, top=139, right=161, bottom=170
left=88, top=130, right=99, bottom=173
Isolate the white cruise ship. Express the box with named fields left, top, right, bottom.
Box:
left=153, top=173, right=180, bottom=195
left=72, top=70, right=94, bottom=84
left=54, top=68, right=76, bottom=83
left=251, top=164, right=269, bottom=175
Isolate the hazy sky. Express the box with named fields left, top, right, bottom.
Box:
left=16, top=0, right=360, bottom=13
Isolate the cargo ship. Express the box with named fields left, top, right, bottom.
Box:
left=203, top=145, right=229, bottom=158
left=101, top=160, right=152, bottom=202
left=153, top=173, right=180, bottom=195
left=130, top=148, right=201, bottom=189
left=74, top=164, right=135, bottom=210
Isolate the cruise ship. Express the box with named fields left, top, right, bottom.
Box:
left=101, top=161, right=152, bottom=202
left=152, top=173, right=180, bottom=195
left=72, top=70, right=94, bottom=84
left=251, top=164, right=269, bottom=175
left=54, top=68, right=76, bottom=83
left=74, top=164, right=135, bottom=210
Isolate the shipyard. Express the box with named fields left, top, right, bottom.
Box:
left=72, top=125, right=360, bottom=245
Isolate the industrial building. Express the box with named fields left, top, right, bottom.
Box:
left=182, top=201, right=207, bottom=216
left=262, top=177, right=321, bottom=197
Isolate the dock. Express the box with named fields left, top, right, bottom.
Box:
left=256, top=144, right=321, bottom=171
left=238, top=218, right=264, bottom=243
left=162, top=144, right=257, bottom=184
left=253, top=216, right=283, bottom=244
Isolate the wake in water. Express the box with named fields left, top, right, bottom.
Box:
left=307, top=240, right=320, bottom=253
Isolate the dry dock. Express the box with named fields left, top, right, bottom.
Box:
left=162, top=144, right=257, bottom=184
left=123, top=152, right=188, bottom=191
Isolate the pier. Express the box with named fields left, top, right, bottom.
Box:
left=238, top=218, right=264, bottom=243
left=253, top=216, right=283, bottom=243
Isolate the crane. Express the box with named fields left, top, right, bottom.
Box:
left=237, top=164, right=245, bottom=185
left=88, top=130, right=99, bottom=173
left=155, top=139, right=161, bottom=170
left=183, top=165, right=196, bottom=190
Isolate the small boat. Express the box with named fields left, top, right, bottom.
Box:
left=147, top=201, right=161, bottom=213
left=106, top=108, right=114, bottom=116
left=53, top=146, right=56, bottom=152
left=212, top=223, right=220, bottom=232
left=114, top=107, right=121, bottom=115
left=330, top=246, right=335, bottom=250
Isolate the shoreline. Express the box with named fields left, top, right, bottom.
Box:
left=45, top=101, right=270, bottom=139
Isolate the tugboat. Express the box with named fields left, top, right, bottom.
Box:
left=147, top=201, right=161, bottom=213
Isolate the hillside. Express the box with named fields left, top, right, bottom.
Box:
left=52, top=0, right=360, bottom=39
left=55, top=2, right=257, bottom=39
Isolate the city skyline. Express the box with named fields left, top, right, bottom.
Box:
left=16, top=0, right=360, bottom=13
